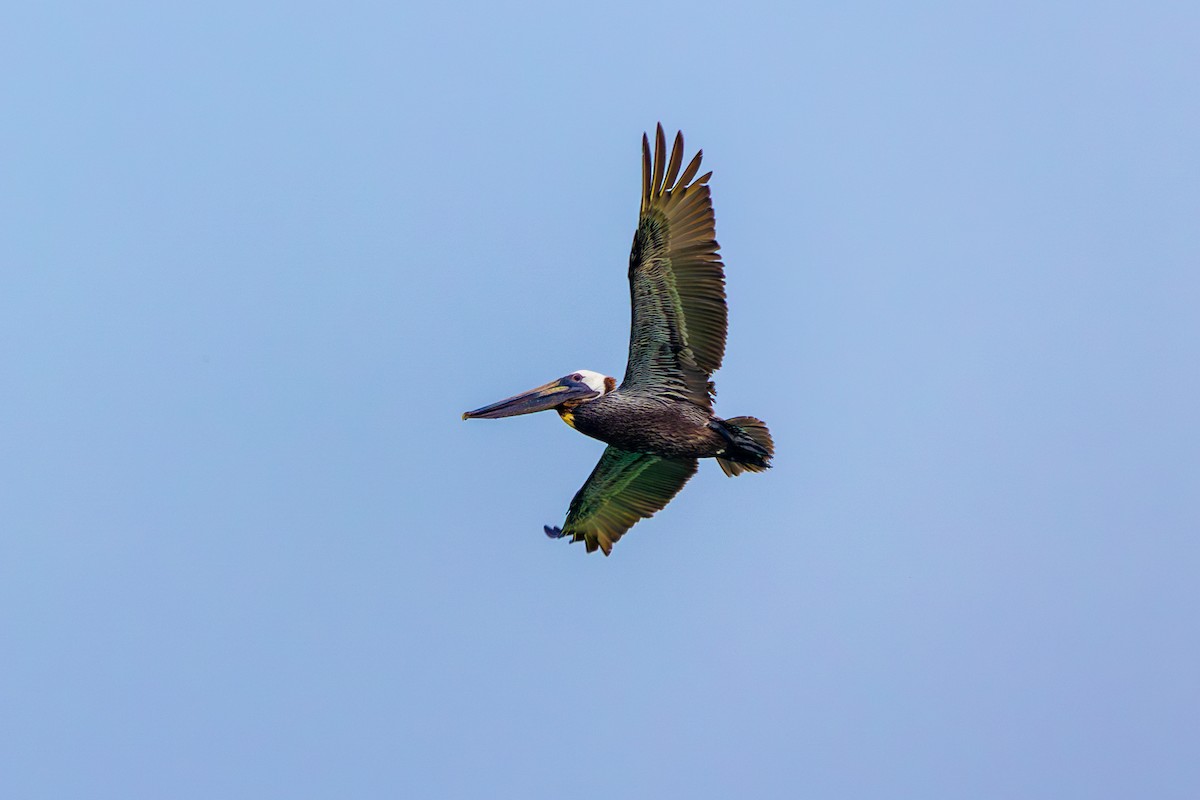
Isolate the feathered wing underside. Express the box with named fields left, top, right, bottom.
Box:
left=622, top=124, right=728, bottom=408
left=545, top=446, right=698, bottom=555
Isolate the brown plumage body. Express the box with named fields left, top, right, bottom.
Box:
left=564, top=391, right=725, bottom=459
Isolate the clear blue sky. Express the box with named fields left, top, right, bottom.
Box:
left=2, top=2, right=1197, bottom=797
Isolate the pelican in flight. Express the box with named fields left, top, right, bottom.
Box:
left=463, top=124, right=773, bottom=555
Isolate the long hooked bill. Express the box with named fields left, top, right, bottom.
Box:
left=462, top=378, right=597, bottom=420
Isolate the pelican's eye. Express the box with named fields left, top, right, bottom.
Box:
left=571, top=373, right=583, bottom=382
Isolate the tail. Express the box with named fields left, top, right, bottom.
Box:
left=713, top=416, right=774, bottom=477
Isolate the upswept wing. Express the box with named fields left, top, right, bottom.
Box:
left=622, top=124, right=728, bottom=408
left=544, top=446, right=698, bottom=555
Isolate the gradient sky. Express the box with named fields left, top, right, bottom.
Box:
left=3, top=2, right=1198, bottom=798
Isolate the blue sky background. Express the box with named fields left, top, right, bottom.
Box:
left=2, top=2, right=1197, bottom=797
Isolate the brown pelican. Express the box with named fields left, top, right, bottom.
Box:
left=463, top=124, right=773, bottom=555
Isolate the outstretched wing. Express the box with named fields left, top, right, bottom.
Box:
left=544, top=446, right=698, bottom=555
left=621, top=123, right=727, bottom=409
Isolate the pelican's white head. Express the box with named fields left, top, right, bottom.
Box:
left=570, top=369, right=616, bottom=397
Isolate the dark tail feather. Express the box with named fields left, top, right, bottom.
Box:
left=714, top=416, right=774, bottom=477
